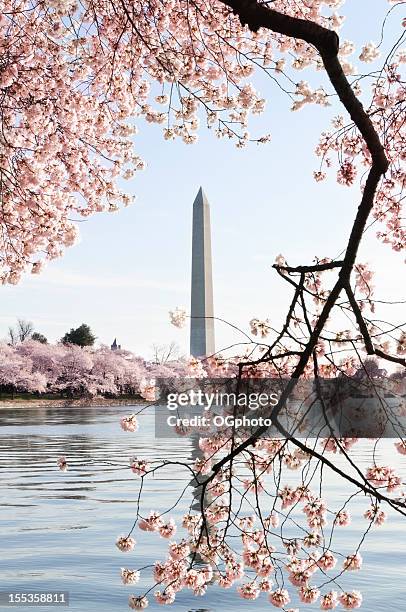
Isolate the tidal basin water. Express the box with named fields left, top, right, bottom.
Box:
left=0, top=405, right=405, bottom=611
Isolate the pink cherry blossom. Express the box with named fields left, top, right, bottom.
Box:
left=120, top=415, right=139, bottom=433
left=299, top=585, right=320, bottom=604
left=159, top=519, right=177, bottom=539
left=237, top=582, right=260, bottom=600
left=139, top=379, right=157, bottom=402
left=169, top=308, right=187, bottom=329
left=138, top=512, right=163, bottom=532
left=258, top=579, right=272, bottom=592
left=168, top=541, right=191, bottom=560
left=317, top=551, right=337, bottom=571
left=250, top=318, right=272, bottom=338
left=395, top=440, right=406, bottom=455
left=130, top=458, right=148, bottom=476
left=218, top=575, right=234, bottom=589
left=320, top=591, right=339, bottom=610
left=335, top=510, right=351, bottom=527
left=154, top=589, right=176, bottom=605
left=343, top=553, right=362, bottom=571
left=338, top=591, right=363, bottom=609
left=116, top=536, right=136, bottom=552
left=121, top=568, right=140, bottom=585
left=364, top=505, right=387, bottom=526
left=269, top=588, right=290, bottom=608
left=128, top=596, right=149, bottom=610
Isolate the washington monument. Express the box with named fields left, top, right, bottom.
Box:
left=190, top=187, right=215, bottom=357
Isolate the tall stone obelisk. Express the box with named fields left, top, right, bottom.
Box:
left=190, top=187, right=215, bottom=357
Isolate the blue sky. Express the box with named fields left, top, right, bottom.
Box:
left=1, top=1, right=404, bottom=358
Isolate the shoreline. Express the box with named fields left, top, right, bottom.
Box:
left=0, top=397, right=145, bottom=409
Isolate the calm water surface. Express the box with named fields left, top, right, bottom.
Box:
left=0, top=406, right=405, bottom=611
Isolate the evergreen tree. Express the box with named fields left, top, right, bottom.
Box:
left=61, top=324, right=96, bottom=347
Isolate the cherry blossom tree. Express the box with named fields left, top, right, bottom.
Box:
left=1, top=0, right=403, bottom=285
left=0, top=340, right=192, bottom=397
left=0, top=341, right=47, bottom=394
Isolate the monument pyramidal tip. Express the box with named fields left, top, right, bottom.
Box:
left=190, top=187, right=215, bottom=358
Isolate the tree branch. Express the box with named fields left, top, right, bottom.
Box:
left=209, top=0, right=392, bottom=485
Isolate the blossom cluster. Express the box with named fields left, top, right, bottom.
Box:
left=314, top=37, right=405, bottom=253
left=2, top=0, right=403, bottom=283
left=114, top=419, right=404, bottom=609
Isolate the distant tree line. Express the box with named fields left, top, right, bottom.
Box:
left=0, top=339, right=190, bottom=399
left=8, top=319, right=96, bottom=348
left=1, top=322, right=403, bottom=401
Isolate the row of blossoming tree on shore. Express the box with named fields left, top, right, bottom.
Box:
left=0, top=340, right=193, bottom=398
left=1, top=333, right=405, bottom=399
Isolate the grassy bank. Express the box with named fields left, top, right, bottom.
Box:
left=0, top=393, right=145, bottom=408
